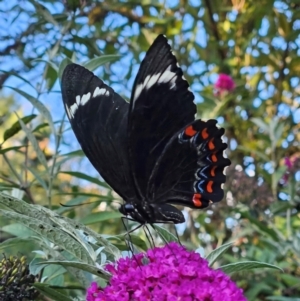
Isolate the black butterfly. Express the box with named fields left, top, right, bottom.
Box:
left=61, top=35, right=231, bottom=225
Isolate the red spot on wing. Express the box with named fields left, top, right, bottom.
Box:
left=193, top=193, right=203, bottom=207
left=201, top=128, right=209, bottom=139
left=208, top=138, right=215, bottom=150
left=185, top=125, right=197, bottom=137
left=207, top=181, right=213, bottom=193
left=210, top=166, right=217, bottom=177
left=211, top=154, right=218, bottom=162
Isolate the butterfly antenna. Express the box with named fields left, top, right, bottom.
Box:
left=173, top=224, right=182, bottom=246
left=143, top=224, right=155, bottom=249
left=121, top=217, right=146, bottom=268
left=121, top=217, right=134, bottom=254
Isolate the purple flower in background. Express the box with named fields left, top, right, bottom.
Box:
left=86, top=243, right=247, bottom=301
left=282, top=155, right=300, bottom=184
left=214, top=73, right=235, bottom=95
left=284, top=157, right=293, bottom=169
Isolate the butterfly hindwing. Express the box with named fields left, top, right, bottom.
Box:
left=61, top=64, right=136, bottom=200
left=148, top=119, right=231, bottom=209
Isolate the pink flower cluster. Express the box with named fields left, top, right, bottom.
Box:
left=86, top=243, right=247, bottom=301
left=214, top=74, right=235, bottom=95
left=282, top=156, right=300, bottom=184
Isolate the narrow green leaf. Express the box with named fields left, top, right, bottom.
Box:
left=39, top=260, right=110, bottom=280
left=0, top=69, right=34, bottom=88
left=60, top=149, right=84, bottom=157
left=45, top=64, right=57, bottom=91
left=280, top=273, right=300, bottom=287
left=27, top=166, right=48, bottom=190
left=33, top=59, right=59, bottom=72
left=0, top=209, right=94, bottom=264
left=289, top=57, right=300, bottom=73
left=237, top=145, right=270, bottom=161
left=276, top=10, right=291, bottom=37
left=1, top=224, right=36, bottom=238
left=239, top=210, right=279, bottom=240
left=152, top=225, right=179, bottom=243
left=32, top=122, right=49, bottom=133
left=274, top=122, right=285, bottom=144
left=16, top=114, right=48, bottom=170
left=33, top=283, right=73, bottom=301
left=3, top=114, right=37, bottom=142
left=221, top=261, right=283, bottom=274
left=266, top=297, right=300, bottom=301
left=0, top=146, right=23, bottom=154
left=83, top=54, right=122, bottom=71
left=80, top=211, right=122, bottom=225
left=56, top=196, right=89, bottom=214
left=0, top=237, right=34, bottom=250
left=60, top=171, right=110, bottom=188
left=206, top=241, right=234, bottom=266
left=5, top=86, right=56, bottom=138
left=251, top=118, right=269, bottom=133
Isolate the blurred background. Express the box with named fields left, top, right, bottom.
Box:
left=0, top=0, right=299, bottom=300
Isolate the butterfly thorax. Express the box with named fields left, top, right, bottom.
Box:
left=119, top=199, right=185, bottom=224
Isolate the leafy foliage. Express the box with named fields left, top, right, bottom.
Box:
left=0, top=0, right=299, bottom=300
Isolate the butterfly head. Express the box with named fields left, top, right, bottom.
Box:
left=119, top=201, right=150, bottom=224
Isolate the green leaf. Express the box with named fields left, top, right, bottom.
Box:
left=56, top=195, right=89, bottom=214
left=251, top=117, right=269, bottom=133
left=32, top=122, right=49, bottom=133
left=1, top=224, right=36, bottom=238
left=0, top=69, right=34, bottom=88
left=220, top=261, right=283, bottom=274
left=60, top=171, right=110, bottom=188
left=0, top=237, right=35, bottom=250
left=289, top=57, right=300, bottom=73
left=3, top=114, right=37, bottom=142
left=0, top=209, right=94, bottom=264
left=239, top=210, right=279, bottom=240
left=206, top=241, right=234, bottom=266
left=5, top=86, right=56, bottom=138
left=280, top=273, right=300, bottom=287
left=124, top=233, right=148, bottom=250
left=275, top=10, right=290, bottom=37
left=39, top=260, right=110, bottom=280
left=274, top=121, right=285, bottom=145
left=152, top=225, right=179, bottom=243
left=237, top=145, right=270, bottom=161
left=0, top=146, right=23, bottom=154
left=45, top=63, right=57, bottom=91
left=16, top=114, right=48, bottom=170
left=30, top=1, right=59, bottom=26
left=266, top=297, right=300, bottom=301
left=33, top=59, right=59, bottom=72
left=33, top=283, right=73, bottom=301
left=27, top=166, right=48, bottom=190
left=83, top=54, right=122, bottom=71
left=81, top=211, right=122, bottom=225
left=60, top=149, right=84, bottom=157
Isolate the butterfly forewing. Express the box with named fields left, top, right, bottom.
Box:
left=61, top=64, right=136, bottom=200
left=128, top=35, right=197, bottom=199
